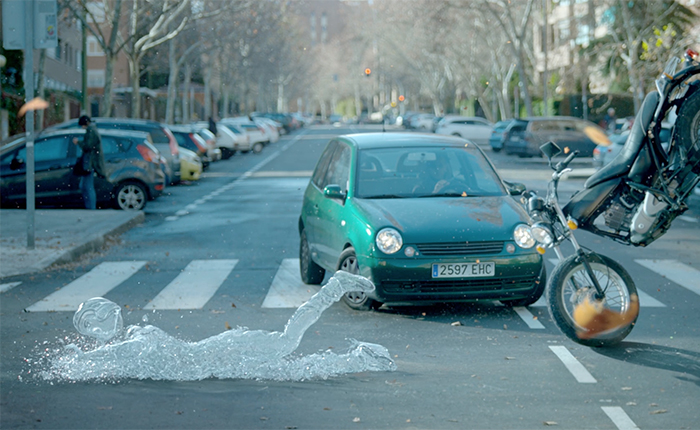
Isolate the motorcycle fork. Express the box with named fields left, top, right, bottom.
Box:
left=563, top=232, right=607, bottom=301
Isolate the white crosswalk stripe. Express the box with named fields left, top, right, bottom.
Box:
left=145, top=260, right=238, bottom=310
left=635, top=259, right=700, bottom=297
left=26, top=261, right=147, bottom=312
left=262, top=259, right=320, bottom=308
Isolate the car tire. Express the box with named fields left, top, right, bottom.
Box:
left=252, top=142, right=264, bottom=153
left=114, top=181, right=147, bottom=211
left=491, top=147, right=501, bottom=153
left=299, top=229, right=325, bottom=284
left=338, top=247, right=380, bottom=311
left=500, top=265, right=546, bottom=307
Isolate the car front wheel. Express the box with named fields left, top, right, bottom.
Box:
left=338, top=247, right=380, bottom=311
left=114, top=181, right=147, bottom=211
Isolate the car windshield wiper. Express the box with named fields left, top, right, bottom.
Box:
left=364, top=194, right=405, bottom=199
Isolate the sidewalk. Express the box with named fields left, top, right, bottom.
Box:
left=0, top=209, right=144, bottom=279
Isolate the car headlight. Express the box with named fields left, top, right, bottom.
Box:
left=513, top=224, right=535, bottom=248
left=376, top=228, right=403, bottom=254
left=530, top=223, right=554, bottom=246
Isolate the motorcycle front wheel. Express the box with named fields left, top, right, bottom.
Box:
left=547, top=253, right=638, bottom=347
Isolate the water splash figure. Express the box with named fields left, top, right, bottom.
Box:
left=40, top=271, right=396, bottom=381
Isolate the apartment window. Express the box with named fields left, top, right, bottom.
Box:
left=76, top=51, right=82, bottom=71
left=87, top=36, right=104, bottom=57
left=87, top=69, right=105, bottom=88
left=55, top=41, right=62, bottom=60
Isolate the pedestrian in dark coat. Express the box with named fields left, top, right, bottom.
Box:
left=72, top=115, right=107, bottom=209
left=208, top=116, right=218, bottom=135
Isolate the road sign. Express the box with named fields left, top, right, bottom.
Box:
left=2, top=0, right=58, bottom=50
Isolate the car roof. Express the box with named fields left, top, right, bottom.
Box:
left=1, top=128, right=151, bottom=152
left=338, top=132, right=480, bottom=150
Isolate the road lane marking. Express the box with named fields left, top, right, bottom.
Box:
left=635, top=259, right=700, bottom=297
left=0, top=282, right=21, bottom=293
left=513, top=306, right=545, bottom=329
left=146, top=260, right=238, bottom=310
left=262, top=258, right=320, bottom=308
left=601, top=406, right=640, bottom=430
left=26, top=262, right=146, bottom=312
left=543, top=258, right=666, bottom=307
left=548, top=345, right=597, bottom=383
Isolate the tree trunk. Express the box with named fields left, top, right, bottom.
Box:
left=182, top=63, right=191, bottom=123
left=129, top=55, right=141, bottom=118
left=277, top=77, right=285, bottom=113
left=204, top=64, right=212, bottom=119
left=165, top=39, right=179, bottom=124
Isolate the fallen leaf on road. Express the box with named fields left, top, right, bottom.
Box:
left=451, top=321, right=462, bottom=326
left=543, top=421, right=558, bottom=426
left=231, top=302, right=236, bottom=308
left=650, top=409, right=668, bottom=415
left=621, top=387, right=632, bottom=390
left=353, top=417, right=361, bottom=423
left=225, top=322, right=232, bottom=330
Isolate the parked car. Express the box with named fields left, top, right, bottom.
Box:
left=221, top=117, right=267, bottom=153
left=488, top=119, right=518, bottom=152
left=298, top=132, right=545, bottom=310
left=192, top=127, right=222, bottom=161
left=253, top=117, right=280, bottom=143
left=194, top=121, right=245, bottom=159
left=434, top=116, right=493, bottom=145
left=214, top=122, right=253, bottom=155
left=168, top=125, right=211, bottom=169
left=593, top=123, right=673, bottom=169
left=178, top=147, right=203, bottom=181
left=1, top=129, right=165, bottom=210
left=50, top=118, right=181, bottom=185
left=503, top=116, right=610, bottom=158
left=409, top=113, right=436, bottom=131
left=253, top=112, right=294, bottom=134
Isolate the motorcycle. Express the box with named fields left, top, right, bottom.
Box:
left=523, top=49, right=700, bottom=347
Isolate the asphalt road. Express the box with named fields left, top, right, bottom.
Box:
left=1, top=124, right=698, bottom=429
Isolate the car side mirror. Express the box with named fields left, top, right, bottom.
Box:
left=503, top=181, right=526, bottom=196
left=323, top=184, right=346, bottom=200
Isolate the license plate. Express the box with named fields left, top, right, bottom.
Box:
left=432, top=262, right=495, bottom=278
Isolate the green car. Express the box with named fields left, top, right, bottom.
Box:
left=298, top=132, right=545, bottom=310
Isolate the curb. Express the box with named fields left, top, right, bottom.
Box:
left=47, top=211, right=145, bottom=268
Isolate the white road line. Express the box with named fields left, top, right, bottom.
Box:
left=545, top=258, right=666, bottom=307
left=636, top=259, right=700, bottom=297
left=26, top=262, right=146, bottom=312
left=601, top=406, right=640, bottom=430
left=262, top=259, right=320, bottom=308
left=0, top=281, right=21, bottom=293
left=146, top=259, right=238, bottom=310
left=513, top=306, right=545, bottom=329
left=548, top=345, right=597, bottom=383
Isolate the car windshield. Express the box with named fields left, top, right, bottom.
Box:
left=355, top=146, right=506, bottom=199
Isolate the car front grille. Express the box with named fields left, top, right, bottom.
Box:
left=416, top=241, right=504, bottom=256
left=383, top=275, right=538, bottom=294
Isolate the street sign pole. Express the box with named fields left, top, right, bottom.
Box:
left=25, top=0, right=36, bottom=250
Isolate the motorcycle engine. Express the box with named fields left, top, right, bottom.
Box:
left=630, top=191, right=669, bottom=245
left=602, top=191, right=640, bottom=232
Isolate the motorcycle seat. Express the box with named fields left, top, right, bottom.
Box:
left=585, top=92, right=660, bottom=189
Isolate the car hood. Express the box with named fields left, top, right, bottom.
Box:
left=351, top=196, right=528, bottom=242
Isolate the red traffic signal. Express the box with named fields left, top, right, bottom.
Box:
left=364, top=68, right=371, bottom=76
left=398, top=95, right=405, bottom=102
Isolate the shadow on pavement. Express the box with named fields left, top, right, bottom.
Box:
left=591, top=341, right=700, bottom=387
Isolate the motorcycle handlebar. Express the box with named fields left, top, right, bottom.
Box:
left=555, top=150, right=579, bottom=172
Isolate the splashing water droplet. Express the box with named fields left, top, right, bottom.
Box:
left=73, top=297, right=123, bottom=342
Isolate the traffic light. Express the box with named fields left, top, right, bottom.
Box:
left=398, top=95, right=405, bottom=102
left=364, top=68, right=371, bottom=77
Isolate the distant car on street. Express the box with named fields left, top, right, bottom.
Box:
left=1, top=129, right=165, bottom=210
left=434, top=116, right=493, bottom=145
left=299, top=132, right=545, bottom=311
left=503, top=116, right=609, bottom=158
left=488, top=119, right=518, bottom=152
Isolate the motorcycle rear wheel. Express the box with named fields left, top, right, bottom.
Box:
left=547, top=253, right=638, bottom=347
left=673, top=87, right=700, bottom=153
